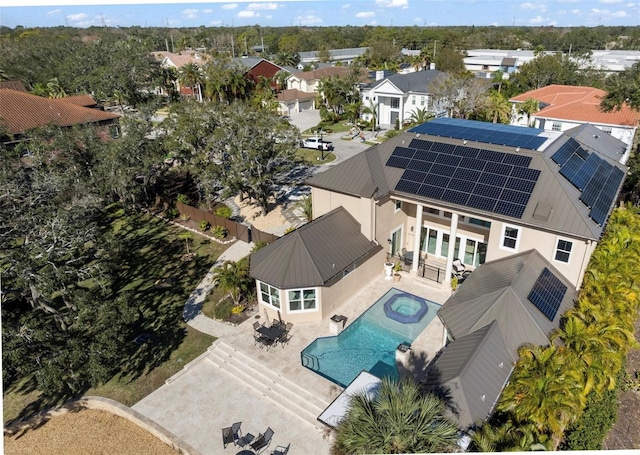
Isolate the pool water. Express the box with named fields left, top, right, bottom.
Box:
left=301, top=288, right=441, bottom=387
left=393, top=299, right=420, bottom=315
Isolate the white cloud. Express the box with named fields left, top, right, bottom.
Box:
left=238, top=10, right=256, bottom=18
left=571, top=8, right=582, bottom=14
left=600, top=0, right=624, bottom=3
left=342, top=4, right=351, bottom=9
left=356, top=11, right=375, bottom=18
left=247, top=2, right=278, bottom=10
left=528, top=15, right=544, bottom=23
left=202, top=9, right=213, bottom=13
left=211, top=19, right=224, bottom=25
left=47, top=8, right=61, bottom=16
left=369, top=20, right=378, bottom=25
left=221, top=3, right=238, bottom=10
left=376, top=0, right=408, bottom=7
left=66, top=13, right=87, bottom=21
left=182, top=9, right=199, bottom=19
left=295, top=14, right=323, bottom=25
left=520, top=2, right=547, bottom=12
left=611, top=9, right=628, bottom=16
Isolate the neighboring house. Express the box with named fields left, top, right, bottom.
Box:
left=359, top=70, right=444, bottom=128
left=463, top=49, right=554, bottom=78
left=299, top=47, right=369, bottom=65
left=426, top=249, right=577, bottom=430
left=154, top=50, right=209, bottom=99
left=250, top=117, right=626, bottom=325
left=0, top=88, right=120, bottom=146
left=286, top=66, right=351, bottom=94
left=509, top=84, right=640, bottom=162
left=277, top=89, right=316, bottom=115
left=250, top=207, right=383, bottom=324
left=233, top=57, right=295, bottom=89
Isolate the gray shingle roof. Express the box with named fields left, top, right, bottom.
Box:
left=438, top=249, right=576, bottom=353
left=365, top=69, right=444, bottom=93
left=249, top=207, right=381, bottom=289
left=426, top=321, right=515, bottom=430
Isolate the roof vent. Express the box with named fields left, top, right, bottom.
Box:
left=481, top=394, right=486, bottom=401
left=533, top=202, right=552, bottom=222
left=499, top=361, right=504, bottom=368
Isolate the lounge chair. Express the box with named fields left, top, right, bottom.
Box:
left=271, top=443, right=290, bottom=455
left=250, top=427, right=274, bottom=453
left=221, top=421, right=242, bottom=448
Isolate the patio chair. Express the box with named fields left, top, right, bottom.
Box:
left=253, top=321, right=263, bottom=332
left=250, top=427, right=274, bottom=453
left=452, top=258, right=466, bottom=277
left=271, top=443, right=290, bottom=455
left=284, top=322, right=293, bottom=333
left=222, top=421, right=242, bottom=448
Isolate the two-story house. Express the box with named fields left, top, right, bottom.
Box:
left=250, top=118, right=626, bottom=325
left=359, top=70, right=444, bottom=129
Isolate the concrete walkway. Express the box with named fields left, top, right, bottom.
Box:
left=182, top=240, right=254, bottom=338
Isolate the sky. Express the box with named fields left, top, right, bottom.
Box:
left=0, top=0, right=639, bottom=29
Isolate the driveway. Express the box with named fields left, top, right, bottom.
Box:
left=287, top=110, right=320, bottom=133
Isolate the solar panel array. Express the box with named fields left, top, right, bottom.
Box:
left=409, top=117, right=547, bottom=150
left=388, top=138, right=540, bottom=219
left=551, top=138, right=625, bottom=226
left=527, top=267, right=567, bottom=322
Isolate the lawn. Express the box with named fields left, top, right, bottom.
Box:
left=295, top=147, right=337, bottom=164
left=302, top=121, right=353, bottom=135
left=3, top=208, right=226, bottom=423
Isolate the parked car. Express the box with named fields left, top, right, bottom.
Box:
left=301, top=137, right=334, bottom=151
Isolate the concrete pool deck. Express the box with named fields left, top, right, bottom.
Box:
left=133, top=271, right=452, bottom=455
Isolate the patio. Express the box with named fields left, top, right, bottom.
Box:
left=133, top=271, right=452, bottom=455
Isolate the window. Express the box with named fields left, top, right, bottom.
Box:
left=552, top=121, right=562, bottom=132
left=601, top=127, right=612, bottom=135
left=466, top=217, right=492, bottom=228
left=109, top=124, right=120, bottom=138
left=420, top=96, right=426, bottom=106
left=390, top=98, right=400, bottom=109
left=259, top=282, right=280, bottom=309
left=502, top=225, right=520, bottom=250
left=411, top=96, right=416, bottom=105
left=424, top=207, right=439, bottom=215
left=343, top=263, right=356, bottom=277
left=394, top=200, right=402, bottom=212
left=555, top=239, right=573, bottom=263
left=287, top=288, right=317, bottom=312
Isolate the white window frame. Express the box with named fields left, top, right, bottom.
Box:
left=500, top=224, right=520, bottom=251
left=420, top=96, right=425, bottom=106
left=552, top=121, right=562, bottom=132
left=258, top=281, right=281, bottom=309
left=286, top=287, right=319, bottom=313
left=390, top=98, right=400, bottom=109
left=554, top=238, right=573, bottom=264
left=394, top=200, right=402, bottom=212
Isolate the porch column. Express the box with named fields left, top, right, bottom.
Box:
left=411, top=204, right=423, bottom=274
left=444, top=213, right=459, bottom=284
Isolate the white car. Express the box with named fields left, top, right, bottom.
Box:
left=301, top=137, right=334, bottom=151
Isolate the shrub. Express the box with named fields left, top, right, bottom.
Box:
left=231, top=305, right=244, bottom=315
left=165, top=207, right=179, bottom=219
left=176, top=193, right=190, bottom=205
left=214, top=298, right=234, bottom=320
left=394, top=117, right=400, bottom=130
left=199, top=220, right=210, bottom=232
left=385, top=130, right=401, bottom=139
left=180, top=213, right=190, bottom=222
left=284, top=226, right=296, bottom=234
left=214, top=205, right=233, bottom=219
left=251, top=240, right=268, bottom=252
left=211, top=225, right=227, bottom=239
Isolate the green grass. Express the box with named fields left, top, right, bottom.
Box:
left=295, top=147, right=337, bottom=164
left=302, top=121, right=353, bottom=135
left=3, top=208, right=227, bottom=423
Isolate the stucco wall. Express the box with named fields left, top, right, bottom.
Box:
left=311, top=187, right=375, bottom=240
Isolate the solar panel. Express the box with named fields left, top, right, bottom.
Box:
left=579, top=161, right=612, bottom=207
left=588, top=167, right=625, bottom=225
left=407, top=159, right=433, bottom=171
left=386, top=156, right=410, bottom=168
left=395, top=179, right=421, bottom=194
left=403, top=170, right=427, bottom=183
left=571, top=153, right=602, bottom=191
left=409, top=118, right=547, bottom=150
left=502, top=154, right=532, bottom=167
left=551, top=139, right=579, bottom=166
left=559, top=154, right=586, bottom=183
left=494, top=201, right=527, bottom=218
left=467, top=195, right=497, bottom=212
left=527, top=267, right=567, bottom=322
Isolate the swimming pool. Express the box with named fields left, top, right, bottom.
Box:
left=301, top=288, right=441, bottom=387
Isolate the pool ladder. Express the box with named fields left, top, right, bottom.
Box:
left=301, top=352, right=320, bottom=371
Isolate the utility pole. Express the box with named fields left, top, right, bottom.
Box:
left=434, top=40, right=437, bottom=58
left=165, top=39, right=169, bottom=52
left=231, top=36, right=235, bottom=58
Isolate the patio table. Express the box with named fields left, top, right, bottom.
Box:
left=257, top=325, right=285, bottom=343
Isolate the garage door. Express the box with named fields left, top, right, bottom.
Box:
left=299, top=100, right=312, bottom=111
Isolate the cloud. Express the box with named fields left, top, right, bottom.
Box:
left=520, top=2, right=547, bottom=11
left=66, top=13, right=88, bottom=21
left=238, top=10, right=256, bottom=18
left=47, top=9, right=61, bottom=16
left=246, top=2, right=279, bottom=10
left=356, top=11, right=375, bottom=18
left=221, top=3, right=238, bottom=10
left=528, top=15, right=544, bottom=23
left=210, top=19, right=224, bottom=25
left=342, top=4, right=351, bottom=9
left=376, top=0, right=408, bottom=7
left=202, top=9, right=213, bottom=13
left=599, top=0, right=624, bottom=3
left=611, top=9, right=628, bottom=16
left=182, top=9, right=199, bottom=19
left=295, top=14, right=323, bottom=25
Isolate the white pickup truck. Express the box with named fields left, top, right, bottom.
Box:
left=301, top=136, right=334, bottom=151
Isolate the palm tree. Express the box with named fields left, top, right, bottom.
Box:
left=408, top=107, right=434, bottom=126
left=518, top=98, right=539, bottom=127
left=46, top=77, right=67, bottom=98
left=212, top=258, right=250, bottom=306
left=227, top=71, right=248, bottom=101
left=333, top=378, right=458, bottom=454
left=361, top=99, right=380, bottom=133
left=178, top=62, right=203, bottom=102
left=274, top=70, right=290, bottom=92
left=178, top=231, right=193, bottom=255
left=487, top=92, right=512, bottom=124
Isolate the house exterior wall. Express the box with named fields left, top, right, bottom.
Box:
left=361, top=84, right=432, bottom=126
left=246, top=60, right=281, bottom=86
left=311, top=187, right=375, bottom=240
left=533, top=117, right=636, bottom=147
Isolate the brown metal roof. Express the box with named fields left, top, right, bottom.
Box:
left=308, top=127, right=626, bottom=240
left=438, top=249, right=576, bottom=354
left=0, top=80, right=27, bottom=92
left=0, top=89, right=119, bottom=135
left=277, top=89, right=316, bottom=102
left=501, top=57, right=517, bottom=67
left=426, top=321, right=515, bottom=430
left=249, top=206, right=381, bottom=288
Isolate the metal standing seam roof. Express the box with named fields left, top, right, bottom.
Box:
left=425, top=321, right=515, bottom=430
left=249, top=206, right=382, bottom=289
left=307, top=120, right=627, bottom=240
left=437, top=249, right=577, bottom=352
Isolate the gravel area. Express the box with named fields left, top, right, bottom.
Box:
left=4, top=409, right=180, bottom=455
left=234, top=195, right=291, bottom=234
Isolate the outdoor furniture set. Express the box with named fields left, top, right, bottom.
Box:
left=222, top=422, right=285, bottom=454
left=253, top=320, right=293, bottom=350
